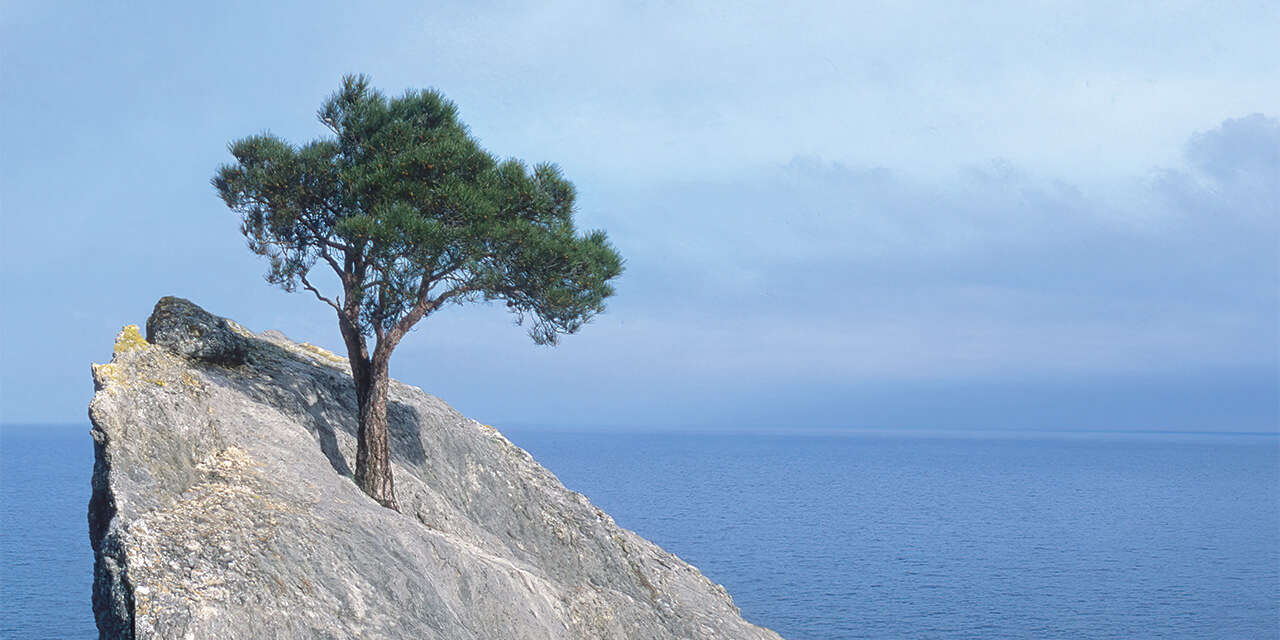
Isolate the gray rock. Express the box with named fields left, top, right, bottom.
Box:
left=89, top=300, right=784, bottom=640
left=144, top=296, right=250, bottom=366
left=258, top=329, right=290, bottom=342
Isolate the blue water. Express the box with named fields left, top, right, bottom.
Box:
left=1, top=425, right=98, bottom=640
left=503, top=429, right=1280, bottom=640
left=2, top=425, right=1277, bottom=639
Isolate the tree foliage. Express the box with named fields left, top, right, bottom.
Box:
left=214, top=74, right=623, bottom=348
left=213, top=75, right=623, bottom=507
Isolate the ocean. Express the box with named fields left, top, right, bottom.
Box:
left=2, top=424, right=1277, bottom=639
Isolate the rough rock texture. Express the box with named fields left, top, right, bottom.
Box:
left=144, top=296, right=249, bottom=366
left=88, top=299, right=783, bottom=640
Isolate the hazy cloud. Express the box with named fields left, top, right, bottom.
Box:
left=573, top=115, right=1280, bottom=388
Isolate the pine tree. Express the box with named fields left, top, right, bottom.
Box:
left=213, top=75, right=624, bottom=509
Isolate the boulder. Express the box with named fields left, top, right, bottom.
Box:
left=144, top=296, right=249, bottom=366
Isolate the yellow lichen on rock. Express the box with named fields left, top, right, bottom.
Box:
left=298, top=342, right=347, bottom=366
left=224, top=319, right=256, bottom=340
left=93, top=326, right=151, bottom=391
left=94, top=324, right=197, bottom=393
left=91, top=362, right=124, bottom=391
left=113, top=324, right=150, bottom=356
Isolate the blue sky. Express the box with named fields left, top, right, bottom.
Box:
left=2, top=1, right=1276, bottom=431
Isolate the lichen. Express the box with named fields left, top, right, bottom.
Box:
left=95, top=325, right=194, bottom=392
left=91, top=362, right=125, bottom=391
left=224, top=319, right=256, bottom=339
left=113, top=324, right=149, bottom=356
left=298, top=342, right=347, bottom=365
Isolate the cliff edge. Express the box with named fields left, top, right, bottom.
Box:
left=88, top=297, right=783, bottom=640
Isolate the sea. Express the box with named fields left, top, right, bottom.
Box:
left=2, top=424, right=1277, bottom=640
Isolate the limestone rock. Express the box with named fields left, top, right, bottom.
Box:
left=89, top=299, right=784, bottom=640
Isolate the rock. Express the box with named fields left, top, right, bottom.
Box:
left=144, top=296, right=250, bottom=366
left=89, top=299, right=784, bottom=640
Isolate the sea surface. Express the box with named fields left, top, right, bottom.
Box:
left=2, top=424, right=1277, bottom=639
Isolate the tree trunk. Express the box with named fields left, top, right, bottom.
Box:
left=338, top=311, right=398, bottom=511
left=354, top=358, right=397, bottom=510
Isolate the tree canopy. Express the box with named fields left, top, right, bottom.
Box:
left=214, top=74, right=622, bottom=349
left=213, top=75, right=623, bottom=507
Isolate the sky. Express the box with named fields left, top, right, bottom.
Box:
left=2, top=0, right=1277, bottom=431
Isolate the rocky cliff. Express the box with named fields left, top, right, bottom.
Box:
left=88, top=297, right=783, bottom=640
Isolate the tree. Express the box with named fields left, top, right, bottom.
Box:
left=213, top=75, right=624, bottom=509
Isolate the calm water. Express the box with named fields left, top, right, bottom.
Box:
left=503, top=429, right=1280, bottom=640
left=2, top=425, right=1277, bottom=639
left=1, top=425, right=98, bottom=640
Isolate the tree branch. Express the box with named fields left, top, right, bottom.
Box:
left=376, top=276, right=460, bottom=357
left=319, top=245, right=347, bottom=285
left=299, top=272, right=342, bottom=314
left=298, top=213, right=351, bottom=254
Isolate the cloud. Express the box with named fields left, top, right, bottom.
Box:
left=1156, top=114, right=1280, bottom=223
left=576, top=115, right=1279, bottom=388
left=1185, top=114, right=1280, bottom=179
left=398, top=114, right=1278, bottom=429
